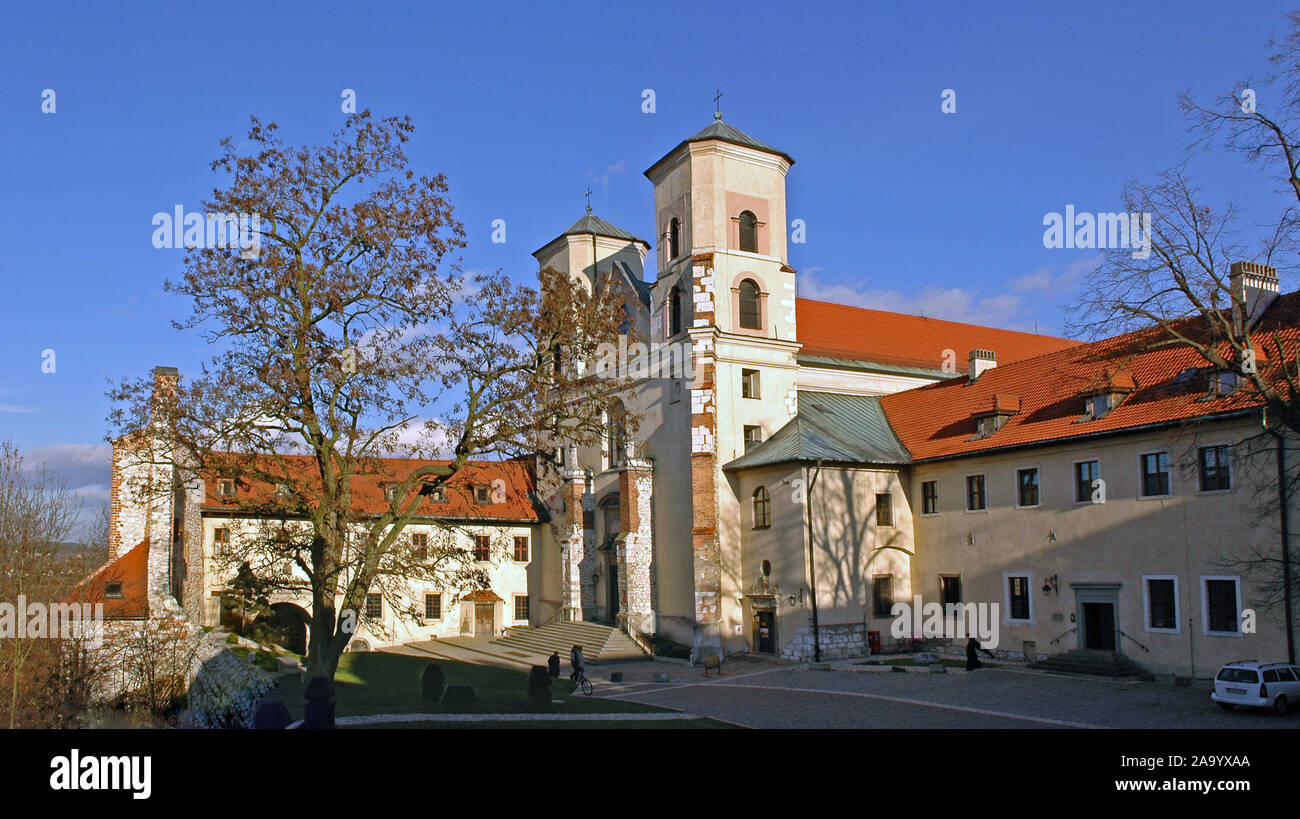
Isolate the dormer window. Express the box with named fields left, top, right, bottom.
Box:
left=426, top=485, right=447, bottom=503
left=384, top=484, right=399, bottom=503
left=217, top=479, right=236, bottom=498
left=474, top=485, right=492, bottom=504
left=1081, top=370, right=1135, bottom=420
left=1087, top=393, right=1112, bottom=420
left=275, top=483, right=291, bottom=497
left=970, top=395, right=1020, bottom=440
left=1210, top=370, right=1238, bottom=397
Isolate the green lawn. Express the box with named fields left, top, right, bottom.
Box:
left=264, top=651, right=677, bottom=718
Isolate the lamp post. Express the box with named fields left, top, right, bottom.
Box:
left=803, top=459, right=824, bottom=663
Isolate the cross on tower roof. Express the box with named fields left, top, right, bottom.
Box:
left=714, top=89, right=723, bottom=120
left=584, top=186, right=592, bottom=213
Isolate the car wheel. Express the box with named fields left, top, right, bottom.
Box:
left=1274, top=695, right=1288, bottom=715
left=1217, top=702, right=1235, bottom=712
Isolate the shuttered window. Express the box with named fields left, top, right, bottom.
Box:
left=738, top=211, right=757, bottom=252
left=738, top=279, right=761, bottom=329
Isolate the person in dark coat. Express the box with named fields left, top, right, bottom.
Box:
left=548, top=650, right=561, bottom=678
left=966, top=636, right=996, bottom=670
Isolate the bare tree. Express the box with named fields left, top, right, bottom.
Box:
left=107, top=112, right=635, bottom=682
left=1070, top=13, right=1300, bottom=659
left=0, top=440, right=89, bottom=727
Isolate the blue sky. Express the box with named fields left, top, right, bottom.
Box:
left=0, top=0, right=1294, bottom=521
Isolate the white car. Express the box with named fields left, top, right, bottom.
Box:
left=1211, top=661, right=1300, bottom=714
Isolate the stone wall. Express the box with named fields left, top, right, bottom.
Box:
left=781, top=623, right=868, bottom=661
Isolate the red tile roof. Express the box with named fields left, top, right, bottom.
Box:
left=796, top=298, right=1078, bottom=370
left=880, top=292, right=1300, bottom=461
left=65, top=539, right=149, bottom=619
left=200, top=455, right=541, bottom=523
left=462, top=589, right=504, bottom=603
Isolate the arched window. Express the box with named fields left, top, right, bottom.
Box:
left=668, top=286, right=682, bottom=337
left=606, top=401, right=626, bottom=469
left=738, top=210, right=758, bottom=253
left=752, top=486, right=771, bottom=530
left=669, top=218, right=681, bottom=259
left=738, top=278, right=762, bottom=330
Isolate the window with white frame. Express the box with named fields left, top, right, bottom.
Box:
left=1016, top=468, right=1040, bottom=507
left=1143, top=576, right=1179, bottom=632
left=1005, top=574, right=1032, bottom=622
left=1202, top=576, right=1241, bottom=635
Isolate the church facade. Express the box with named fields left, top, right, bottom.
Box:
left=532, top=117, right=1299, bottom=676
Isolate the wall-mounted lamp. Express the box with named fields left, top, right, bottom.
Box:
left=1041, top=574, right=1058, bottom=596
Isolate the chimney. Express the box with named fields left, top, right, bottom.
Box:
left=968, top=349, right=996, bottom=382
left=1230, top=261, right=1279, bottom=336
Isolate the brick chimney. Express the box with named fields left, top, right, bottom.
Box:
left=968, top=349, right=996, bottom=382
left=1230, top=261, right=1280, bottom=336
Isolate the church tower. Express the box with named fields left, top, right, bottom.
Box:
left=644, top=112, right=800, bottom=656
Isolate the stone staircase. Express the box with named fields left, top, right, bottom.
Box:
left=1028, top=649, right=1150, bottom=678
left=493, top=621, right=647, bottom=661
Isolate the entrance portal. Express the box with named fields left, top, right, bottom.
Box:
left=1072, top=583, right=1121, bottom=652
left=756, top=610, right=775, bottom=653
left=475, top=603, right=495, bottom=636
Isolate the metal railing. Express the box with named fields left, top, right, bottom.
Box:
left=1048, top=626, right=1077, bottom=646
left=1118, top=630, right=1151, bottom=653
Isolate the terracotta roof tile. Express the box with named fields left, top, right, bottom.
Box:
left=796, top=298, right=1078, bottom=370
left=200, top=455, right=542, bottom=523
left=65, top=539, right=149, bottom=619
left=880, top=292, right=1300, bottom=461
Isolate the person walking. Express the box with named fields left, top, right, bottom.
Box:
left=548, top=650, right=561, bottom=679
left=966, top=636, right=996, bottom=670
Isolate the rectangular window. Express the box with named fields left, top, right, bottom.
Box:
left=1204, top=577, right=1240, bottom=634
left=514, top=595, right=530, bottom=622
left=966, top=475, right=986, bottom=511
left=940, top=575, right=962, bottom=606
left=1017, top=468, right=1039, bottom=507
left=1141, top=452, right=1171, bottom=497
left=741, top=368, right=760, bottom=399
left=872, top=575, right=894, bottom=618
left=365, top=593, right=382, bottom=619
left=213, top=527, right=230, bottom=555
left=875, top=493, right=894, bottom=527
left=1075, top=460, right=1099, bottom=503
left=921, top=480, right=939, bottom=515
left=1199, top=445, right=1231, bottom=492
left=1145, top=577, right=1177, bottom=631
left=424, top=593, right=442, bottom=620
left=474, top=535, right=491, bottom=562
left=411, top=532, right=428, bottom=560
left=743, top=425, right=762, bottom=453
left=1007, top=575, right=1031, bottom=621
left=513, top=536, right=530, bottom=562
left=474, top=485, right=492, bottom=504
left=217, top=479, right=236, bottom=497
left=104, top=582, right=123, bottom=599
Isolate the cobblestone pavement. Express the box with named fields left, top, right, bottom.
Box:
left=593, top=661, right=1300, bottom=729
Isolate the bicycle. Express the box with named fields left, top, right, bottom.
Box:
left=571, top=670, right=593, bottom=696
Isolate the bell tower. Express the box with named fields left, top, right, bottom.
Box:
left=643, top=112, right=801, bottom=657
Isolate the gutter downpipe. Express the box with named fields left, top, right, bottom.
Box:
left=804, top=459, right=824, bottom=663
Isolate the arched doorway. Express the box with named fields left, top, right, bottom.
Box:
left=265, top=602, right=309, bottom=655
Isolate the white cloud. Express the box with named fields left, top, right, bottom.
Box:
left=25, top=443, right=112, bottom=489
left=797, top=258, right=1098, bottom=333
left=0, top=403, right=36, bottom=414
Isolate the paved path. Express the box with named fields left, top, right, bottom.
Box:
left=597, top=664, right=1300, bottom=729
left=287, top=712, right=706, bottom=727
